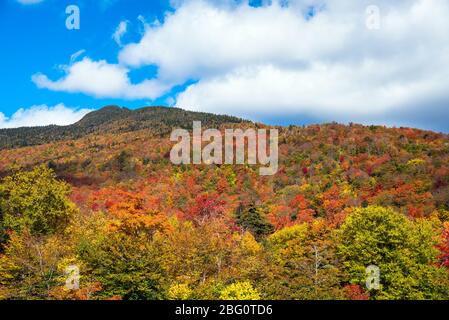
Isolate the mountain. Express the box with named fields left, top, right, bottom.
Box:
left=1, top=106, right=449, bottom=300
left=0, top=106, right=247, bottom=150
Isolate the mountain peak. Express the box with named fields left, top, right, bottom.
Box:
left=0, top=106, right=247, bottom=150
left=76, top=105, right=131, bottom=128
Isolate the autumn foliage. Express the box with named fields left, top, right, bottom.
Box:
left=0, top=117, right=449, bottom=300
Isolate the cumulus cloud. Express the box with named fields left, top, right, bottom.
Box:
left=119, top=0, right=353, bottom=82
left=33, top=0, right=449, bottom=130
left=120, top=0, right=449, bottom=129
left=0, top=104, right=92, bottom=129
left=32, top=57, right=170, bottom=99
left=113, top=21, right=129, bottom=47
left=169, top=0, right=449, bottom=129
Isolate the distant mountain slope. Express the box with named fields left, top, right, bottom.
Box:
left=0, top=106, right=248, bottom=149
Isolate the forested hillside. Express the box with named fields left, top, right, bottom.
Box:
left=0, top=106, right=449, bottom=300
left=0, top=106, right=246, bottom=150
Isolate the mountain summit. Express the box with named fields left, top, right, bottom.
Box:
left=0, top=106, right=247, bottom=149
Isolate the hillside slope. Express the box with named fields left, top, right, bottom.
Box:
left=0, top=106, right=247, bottom=149
left=0, top=107, right=449, bottom=300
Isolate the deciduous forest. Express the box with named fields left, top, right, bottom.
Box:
left=0, top=106, right=448, bottom=300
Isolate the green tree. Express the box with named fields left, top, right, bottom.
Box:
left=338, top=206, right=449, bottom=299
left=79, top=231, right=165, bottom=300
left=266, top=220, right=343, bottom=299
left=235, top=203, right=274, bottom=240
left=219, top=281, right=261, bottom=300
left=0, top=166, right=76, bottom=236
left=167, top=283, right=193, bottom=300
left=0, top=230, right=72, bottom=299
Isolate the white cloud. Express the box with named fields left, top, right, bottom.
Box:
left=119, top=0, right=365, bottom=82
left=166, top=0, right=449, bottom=130
left=113, top=21, right=129, bottom=47
left=120, top=0, right=449, bottom=127
left=0, top=104, right=92, bottom=129
left=176, top=60, right=449, bottom=122
left=33, top=0, right=449, bottom=130
left=32, top=57, right=170, bottom=100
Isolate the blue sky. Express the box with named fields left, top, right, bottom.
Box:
left=0, top=0, right=173, bottom=114
left=1, top=0, right=449, bottom=132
